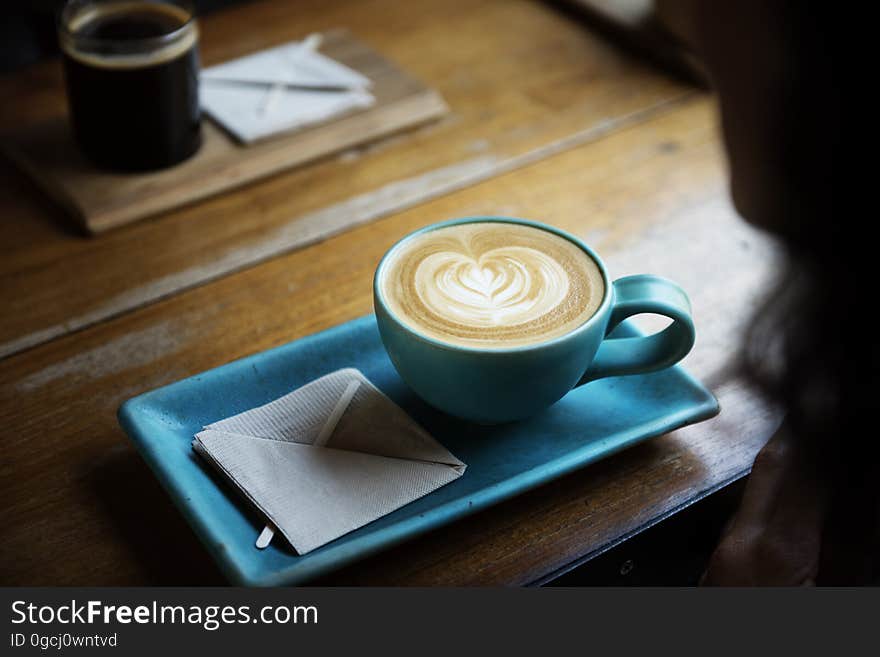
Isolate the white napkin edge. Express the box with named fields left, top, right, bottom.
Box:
left=200, top=36, right=373, bottom=89
left=191, top=432, right=291, bottom=548
left=200, top=368, right=466, bottom=469
left=193, top=428, right=466, bottom=472
left=191, top=430, right=466, bottom=553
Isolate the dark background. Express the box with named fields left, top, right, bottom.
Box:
left=0, top=0, right=252, bottom=73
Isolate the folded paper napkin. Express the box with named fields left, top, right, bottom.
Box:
left=200, top=35, right=375, bottom=143
left=192, top=368, right=466, bottom=554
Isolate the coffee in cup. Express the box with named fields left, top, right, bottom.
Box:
left=59, top=0, right=202, bottom=171
left=374, top=217, right=696, bottom=423
left=378, top=221, right=605, bottom=348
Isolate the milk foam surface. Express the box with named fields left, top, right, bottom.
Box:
left=380, top=222, right=605, bottom=348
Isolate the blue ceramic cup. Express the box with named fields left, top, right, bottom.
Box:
left=373, top=217, right=695, bottom=423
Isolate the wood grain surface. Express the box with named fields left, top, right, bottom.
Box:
left=0, top=0, right=694, bottom=360
left=4, top=30, right=448, bottom=233
left=0, top=94, right=782, bottom=585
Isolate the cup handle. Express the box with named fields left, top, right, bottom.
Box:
left=578, top=274, right=695, bottom=385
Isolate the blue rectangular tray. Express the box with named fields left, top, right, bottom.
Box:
left=118, top=314, right=719, bottom=586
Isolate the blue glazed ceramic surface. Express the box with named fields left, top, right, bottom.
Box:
left=118, top=315, right=718, bottom=586
left=373, top=217, right=696, bottom=423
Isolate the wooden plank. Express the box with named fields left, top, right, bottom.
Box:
left=555, top=0, right=709, bottom=85
left=3, top=30, right=449, bottom=233
left=0, top=0, right=695, bottom=360
left=0, top=99, right=781, bottom=585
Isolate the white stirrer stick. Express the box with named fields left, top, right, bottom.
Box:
left=255, top=378, right=361, bottom=549
left=258, top=32, right=323, bottom=117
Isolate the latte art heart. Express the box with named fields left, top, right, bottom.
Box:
left=379, top=222, right=605, bottom=348
left=417, top=248, right=570, bottom=327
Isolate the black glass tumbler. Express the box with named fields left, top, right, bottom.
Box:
left=58, top=0, right=202, bottom=172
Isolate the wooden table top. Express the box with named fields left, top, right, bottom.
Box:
left=0, top=0, right=780, bottom=585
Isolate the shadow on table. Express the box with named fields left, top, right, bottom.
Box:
left=0, top=158, right=85, bottom=238
left=316, top=433, right=712, bottom=585
left=88, top=445, right=228, bottom=585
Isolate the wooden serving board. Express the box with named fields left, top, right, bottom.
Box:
left=3, top=30, right=448, bottom=234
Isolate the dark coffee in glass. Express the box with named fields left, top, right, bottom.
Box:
left=59, top=0, right=201, bottom=172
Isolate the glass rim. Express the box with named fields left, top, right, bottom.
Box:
left=57, top=0, right=197, bottom=55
